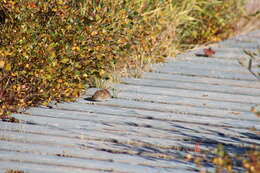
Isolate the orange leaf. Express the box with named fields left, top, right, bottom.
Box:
left=28, top=2, right=37, bottom=8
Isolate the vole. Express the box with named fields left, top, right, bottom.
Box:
left=91, top=89, right=112, bottom=101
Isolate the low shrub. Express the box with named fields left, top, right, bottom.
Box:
left=0, top=0, right=245, bottom=116
left=178, top=0, right=246, bottom=49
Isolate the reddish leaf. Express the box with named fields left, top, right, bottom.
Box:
left=203, top=47, right=216, bottom=57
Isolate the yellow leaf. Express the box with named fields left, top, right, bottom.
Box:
left=50, top=51, right=56, bottom=58
left=57, top=0, right=65, bottom=5
left=61, top=58, right=69, bottom=63
left=67, top=25, right=72, bottom=30
left=72, top=46, right=80, bottom=51
left=99, top=69, right=105, bottom=76
left=4, top=63, right=11, bottom=71
left=0, top=60, right=5, bottom=68
left=91, top=31, right=98, bottom=36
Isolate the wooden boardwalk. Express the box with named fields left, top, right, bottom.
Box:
left=1, top=30, right=260, bottom=173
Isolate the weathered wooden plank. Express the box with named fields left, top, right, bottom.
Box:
left=164, top=57, right=260, bottom=77
left=12, top=110, right=260, bottom=146
left=74, top=99, right=258, bottom=121
left=115, top=83, right=260, bottom=104
left=121, top=77, right=260, bottom=97
left=234, top=35, right=260, bottom=42
left=166, top=122, right=260, bottom=148
left=219, top=40, right=260, bottom=49
left=176, top=53, right=243, bottom=62
left=176, top=48, right=259, bottom=62
left=11, top=113, right=189, bottom=142
left=229, top=37, right=260, bottom=43
left=0, top=150, right=168, bottom=173
left=143, top=72, right=260, bottom=89
left=25, top=105, right=260, bottom=138
left=159, top=60, right=258, bottom=74
left=0, top=160, right=197, bottom=173
left=116, top=90, right=253, bottom=112
left=8, top=102, right=260, bottom=149
left=168, top=55, right=244, bottom=66
left=0, top=140, right=198, bottom=172
left=0, top=162, right=196, bottom=173
left=1, top=118, right=255, bottom=163
left=5, top=112, right=257, bottom=163
left=0, top=120, right=198, bottom=151
left=25, top=107, right=260, bottom=131
left=189, top=47, right=260, bottom=67
left=154, top=65, right=258, bottom=81
left=0, top=122, right=211, bottom=172
left=0, top=113, right=258, bottom=170
left=0, top=158, right=197, bottom=173
left=0, top=161, right=99, bottom=173
left=48, top=98, right=259, bottom=129
left=1, top=129, right=196, bottom=171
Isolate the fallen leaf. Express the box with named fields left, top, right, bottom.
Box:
left=0, top=60, right=5, bottom=68
left=203, top=47, right=216, bottom=57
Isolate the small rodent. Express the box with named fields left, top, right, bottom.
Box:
left=91, top=89, right=111, bottom=101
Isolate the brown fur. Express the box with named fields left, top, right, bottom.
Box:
left=91, top=89, right=111, bottom=101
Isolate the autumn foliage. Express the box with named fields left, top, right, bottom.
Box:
left=0, top=0, right=245, bottom=116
